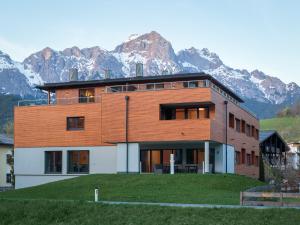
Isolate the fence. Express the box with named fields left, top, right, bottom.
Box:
left=240, top=191, right=300, bottom=207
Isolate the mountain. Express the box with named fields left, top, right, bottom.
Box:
left=0, top=31, right=299, bottom=119
left=0, top=50, right=43, bottom=97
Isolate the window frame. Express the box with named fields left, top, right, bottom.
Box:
left=45, top=151, right=63, bottom=174
left=67, top=150, right=90, bottom=174
left=79, top=88, right=95, bottom=103
left=66, top=116, right=85, bottom=131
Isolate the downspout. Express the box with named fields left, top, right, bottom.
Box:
left=224, top=101, right=228, bottom=173
left=125, top=96, right=130, bottom=173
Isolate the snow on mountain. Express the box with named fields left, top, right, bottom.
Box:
left=0, top=31, right=299, bottom=118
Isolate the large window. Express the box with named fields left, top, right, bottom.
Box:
left=68, top=151, right=89, bottom=173
left=45, top=151, right=62, bottom=174
left=229, top=113, right=235, bottom=128
left=235, top=151, right=241, bottom=164
left=186, top=149, right=204, bottom=164
left=67, top=117, right=84, bottom=130
left=235, top=119, right=241, bottom=132
left=183, top=81, right=198, bottom=88
left=160, top=104, right=210, bottom=120
left=241, top=149, right=246, bottom=164
left=246, top=124, right=251, bottom=136
left=79, top=88, right=95, bottom=103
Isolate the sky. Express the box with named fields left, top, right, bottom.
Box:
left=0, top=0, right=299, bottom=84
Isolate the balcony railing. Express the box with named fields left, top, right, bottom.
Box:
left=106, top=80, right=210, bottom=93
left=17, top=96, right=101, bottom=107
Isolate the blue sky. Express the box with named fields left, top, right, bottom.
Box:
left=0, top=0, right=299, bottom=84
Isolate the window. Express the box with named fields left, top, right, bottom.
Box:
left=146, top=83, right=164, bottom=90
left=251, top=126, right=255, bottom=137
left=235, top=151, right=241, bottom=164
left=246, top=124, right=251, bottom=136
left=255, top=156, right=259, bottom=167
left=241, top=149, right=246, bottom=164
left=6, top=154, right=13, bottom=165
left=45, top=151, right=62, bottom=173
left=68, top=151, right=89, bottom=173
left=79, top=88, right=95, bottom=103
left=241, top=120, right=246, bottom=133
left=246, top=154, right=251, bottom=166
left=255, top=129, right=259, bottom=140
left=229, top=113, right=235, bottom=128
left=235, top=119, right=241, bottom=132
left=67, top=117, right=84, bottom=130
left=6, top=174, right=11, bottom=183
left=183, top=81, right=198, bottom=88
left=160, top=104, right=210, bottom=120
left=251, top=151, right=255, bottom=165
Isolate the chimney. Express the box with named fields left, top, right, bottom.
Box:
left=69, top=68, right=78, bottom=81
left=135, top=62, right=143, bottom=77
left=104, top=69, right=112, bottom=79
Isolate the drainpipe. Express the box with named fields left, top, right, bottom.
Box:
left=125, top=96, right=130, bottom=173
left=224, top=101, right=228, bottom=173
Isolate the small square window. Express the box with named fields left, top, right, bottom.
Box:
left=67, top=117, right=85, bottom=130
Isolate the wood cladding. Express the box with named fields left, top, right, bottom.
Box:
left=15, top=86, right=260, bottom=177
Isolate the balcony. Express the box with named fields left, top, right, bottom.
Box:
left=106, top=79, right=210, bottom=93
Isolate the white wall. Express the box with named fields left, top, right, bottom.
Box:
left=117, top=143, right=140, bottom=173
left=14, top=146, right=117, bottom=189
left=214, top=144, right=235, bottom=174
left=0, top=146, right=13, bottom=187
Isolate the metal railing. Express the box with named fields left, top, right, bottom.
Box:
left=17, top=96, right=101, bottom=107
left=106, top=80, right=210, bottom=93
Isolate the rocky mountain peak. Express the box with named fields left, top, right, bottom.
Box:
left=62, top=46, right=81, bottom=58
left=41, top=47, right=55, bottom=61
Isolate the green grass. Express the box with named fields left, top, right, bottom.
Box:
left=0, top=199, right=300, bottom=225
left=260, top=116, right=300, bottom=142
left=0, top=174, right=263, bottom=205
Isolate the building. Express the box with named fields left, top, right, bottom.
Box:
left=14, top=72, right=260, bottom=189
left=259, top=130, right=288, bottom=167
left=287, top=142, right=300, bottom=169
left=0, top=134, right=13, bottom=189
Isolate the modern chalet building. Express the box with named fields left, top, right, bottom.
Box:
left=14, top=70, right=260, bottom=188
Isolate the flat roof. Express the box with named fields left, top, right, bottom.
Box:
left=36, top=72, right=244, bottom=103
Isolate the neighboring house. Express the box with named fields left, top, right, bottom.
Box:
left=0, top=134, right=13, bottom=188
left=287, top=142, right=300, bottom=169
left=14, top=71, right=260, bottom=189
left=259, top=130, right=289, bottom=167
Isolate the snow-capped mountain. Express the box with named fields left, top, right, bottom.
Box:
left=0, top=31, right=299, bottom=118
left=0, top=50, right=43, bottom=97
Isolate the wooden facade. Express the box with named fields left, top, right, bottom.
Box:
left=14, top=73, right=260, bottom=178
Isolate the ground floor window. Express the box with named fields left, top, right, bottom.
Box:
left=140, top=149, right=205, bottom=173
left=6, top=174, right=11, bottom=183
left=235, top=151, right=241, bottom=164
left=45, top=151, right=62, bottom=173
left=68, top=151, right=89, bottom=173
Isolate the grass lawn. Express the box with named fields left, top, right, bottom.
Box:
left=260, top=116, right=300, bottom=142
left=1, top=199, right=300, bottom=225
left=0, top=174, right=263, bottom=205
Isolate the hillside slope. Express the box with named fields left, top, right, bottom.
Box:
left=260, top=117, right=300, bottom=142
left=0, top=174, right=263, bottom=205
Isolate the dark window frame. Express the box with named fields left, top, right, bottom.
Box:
left=229, top=113, right=235, bottom=128
left=66, top=117, right=85, bottom=131
left=6, top=173, right=11, bottom=183
left=235, top=118, right=241, bottom=132
left=67, top=150, right=90, bottom=174
left=79, top=88, right=95, bottom=103
left=160, top=104, right=210, bottom=120
left=45, top=151, right=63, bottom=174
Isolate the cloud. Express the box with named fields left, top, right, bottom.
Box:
left=0, top=36, right=35, bottom=62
